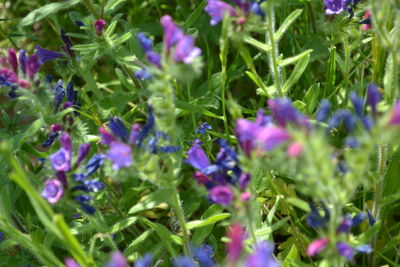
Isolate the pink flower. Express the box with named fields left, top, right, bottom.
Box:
left=227, top=224, right=247, bottom=262
left=307, top=238, right=329, bottom=257
left=388, top=100, right=400, bottom=125
left=287, top=142, right=303, bottom=158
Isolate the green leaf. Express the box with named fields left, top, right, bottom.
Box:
left=109, top=217, right=138, bottom=233
left=18, top=0, right=80, bottom=27
left=282, top=53, right=310, bottom=93
left=183, top=0, right=207, bottom=29
left=186, top=213, right=230, bottom=230
left=302, top=84, right=320, bottom=114
left=124, top=229, right=154, bottom=256
left=242, top=36, right=271, bottom=53
left=283, top=244, right=300, bottom=267
left=279, top=49, right=313, bottom=67
left=10, top=119, right=42, bottom=152
left=104, top=0, right=127, bottom=16
left=286, top=197, right=311, bottom=212
left=175, top=99, right=224, bottom=120
left=274, top=9, right=303, bottom=41
left=113, top=32, right=133, bottom=46
left=192, top=205, right=224, bottom=245
left=128, top=188, right=173, bottom=214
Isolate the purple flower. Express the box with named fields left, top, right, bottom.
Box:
left=35, top=45, right=62, bottom=64
left=50, top=149, right=71, bottom=172
left=192, top=244, right=215, bottom=267
left=184, top=144, right=210, bottom=170
left=227, top=224, right=246, bottom=263
left=129, top=123, right=141, bottom=145
left=65, top=258, right=81, bottom=267
left=160, top=15, right=183, bottom=52
left=205, top=0, right=237, bottom=26
left=60, top=132, right=72, bottom=151
left=367, top=83, right=380, bottom=116
left=209, top=185, right=234, bottom=206
left=19, top=50, right=27, bottom=75
left=337, top=214, right=353, bottom=233
left=173, top=256, right=196, bottom=267
left=307, top=238, right=328, bottom=257
left=134, top=253, right=152, bottom=267
left=41, top=179, right=64, bottom=204
left=109, top=117, right=128, bottom=141
left=99, top=127, right=116, bottom=145
left=26, top=55, right=40, bottom=80
left=356, top=244, right=372, bottom=254
left=136, top=33, right=153, bottom=52
left=83, top=180, right=105, bottom=192
left=76, top=143, right=91, bottom=166
left=324, top=0, right=347, bottom=15
left=267, top=98, right=303, bottom=127
left=352, top=212, right=366, bottom=226
left=134, top=69, right=152, bottom=80
left=257, top=125, right=290, bottom=151
left=328, top=109, right=356, bottom=131
left=105, top=251, right=128, bottom=267
left=94, top=19, right=107, bottom=35
left=245, top=241, right=279, bottom=267
left=388, top=100, right=400, bottom=126
left=349, top=91, right=364, bottom=117
left=107, top=141, right=132, bottom=170
left=145, top=51, right=161, bottom=67
left=196, top=122, right=212, bottom=135
left=173, top=35, right=202, bottom=63
left=336, top=242, right=355, bottom=261
left=61, top=29, right=74, bottom=57
left=7, top=49, right=18, bottom=74
left=0, top=68, right=18, bottom=85
left=307, top=202, right=330, bottom=228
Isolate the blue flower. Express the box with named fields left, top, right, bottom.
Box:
left=134, top=69, right=152, bottom=81
left=136, top=33, right=153, bottom=52
left=367, top=83, right=380, bottom=116
left=307, top=202, right=330, bottom=228
left=336, top=242, right=355, bottom=261
left=109, top=117, right=128, bottom=142
left=352, top=212, right=366, bottom=226
left=35, top=45, right=62, bottom=64
left=196, top=122, right=212, bottom=135
left=349, top=91, right=364, bottom=117
left=173, top=256, right=196, bottom=267
left=192, top=244, right=214, bottom=267
left=184, top=143, right=211, bottom=170
left=245, top=241, right=279, bottom=267
left=366, top=208, right=376, bottom=225
left=134, top=253, right=152, bottom=267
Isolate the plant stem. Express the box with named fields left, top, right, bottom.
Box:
left=0, top=26, right=18, bottom=50
left=266, top=2, right=283, bottom=97
left=306, top=2, right=318, bottom=34
left=171, top=189, right=192, bottom=257
left=390, top=51, right=398, bottom=105
left=82, top=0, right=101, bottom=19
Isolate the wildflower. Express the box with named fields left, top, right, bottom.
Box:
left=388, top=100, right=400, bottom=126
left=352, top=212, right=366, bottom=226
left=240, top=192, right=251, bottom=201
left=145, top=50, right=161, bottom=67
left=307, top=202, right=330, bottom=228
left=107, top=141, right=132, bottom=170
left=349, top=91, right=364, bottom=117
left=173, top=256, right=196, bottom=267
left=109, top=117, right=129, bottom=141
left=238, top=172, right=250, bottom=188
left=160, top=15, right=183, bottom=52
left=245, top=241, right=279, bottom=267
left=205, top=0, right=237, bottom=26
left=356, top=244, right=372, bottom=254
left=0, top=232, right=4, bottom=242
left=287, top=142, right=303, bottom=157
left=94, top=19, right=107, bottom=35
left=267, top=98, right=304, bottom=127
left=64, top=82, right=80, bottom=111
left=184, top=143, right=211, bottom=170
left=65, top=258, right=81, bottom=267
left=196, top=122, right=212, bottom=135
left=41, top=179, right=64, bottom=204
left=50, top=147, right=72, bottom=172
left=367, top=83, right=380, bottom=116
left=105, top=251, right=128, bottom=267
left=192, top=244, right=215, bottom=267
left=134, top=253, right=152, bottom=267
left=209, top=185, right=234, bottom=206
left=19, top=50, right=27, bottom=75
left=100, top=127, right=116, bottom=145
left=324, top=0, right=347, bottom=15
left=129, top=123, right=141, bottom=144
left=337, top=214, right=353, bottom=233
left=336, top=242, right=355, bottom=261
left=328, top=109, right=356, bottom=131
left=174, top=36, right=202, bottom=63
left=250, top=1, right=266, bottom=17
left=307, top=238, right=329, bottom=257
left=366, top=208, right=376, bottom=225
left=136, top=33, right=153, bottom=52
left=360, top=10, right=372, bottom=31
left=134, top=69, right=152, bottom=80
left=7, top=49, right=18, bottom=74
left=0, top=68, right=18, bottom=85
left=227, top=224, right=246, bottom=262
left=76, top=143, right=91, bottom=166
left=35, top=45, right=62, bottom=64
left=345, top=136, right=359, bottom=148
left=26, top=55, right=40, bottom=80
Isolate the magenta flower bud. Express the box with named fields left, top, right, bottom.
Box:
left=240, top=192, right=251, bottom=201
left=65, top=258, right=81, bottom=267
left=307, top=238, right=329, bottom=257
left=160, top=15, right=183, bottom=52
left=26, top=55, right=41, bottom=80
left=287, top=142, right=303, bottom=158
left=94, top=19, right=107, bottom=35
left=50, top=124, right=63, bottom=132
left=1, top=57, right=8, bottom=68
left=41, top=179, right=64, bottom=204
left=209, top=185, right=234, bottom=206
left=173, top=35, right=202, bottom=64
left=7, top=49, right=18, bottom=74
left=18, top=79, right=29, bottom=88
left=227, top=224, right=246, bottom=263
left=0, top=68, right=18, bottom=84
left=105, top=251, right=128, bottom=267
left=388, top=100, right=400, bottom=126
left=107, top=141, right=132, bottom=170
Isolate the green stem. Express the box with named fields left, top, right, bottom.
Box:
left=390, top=51, right=398, bottom=105
left=306, top=2, right=318, bottom=34
left=0, top=26, right=18, bottom=50
left=82, top=0, right=101, bottom=19
left=266, top=2, right=283, bottom=97
left=171, top=189, right=192, bottom=257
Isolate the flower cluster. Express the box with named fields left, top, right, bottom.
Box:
left=41, top=133, right=105, bottom=214
left=205, top=0, right=266, bottom=26
left=323, top=0, right=361, bottom=17
left=306, top=203, right=374, bottom=262
left=0, top=48, right=41, bottom=97
left=135, top=15, right=201, bottom=80
left=100, top=106, right=179, bottom=170
left=184, top=138, right=250, bottom=206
